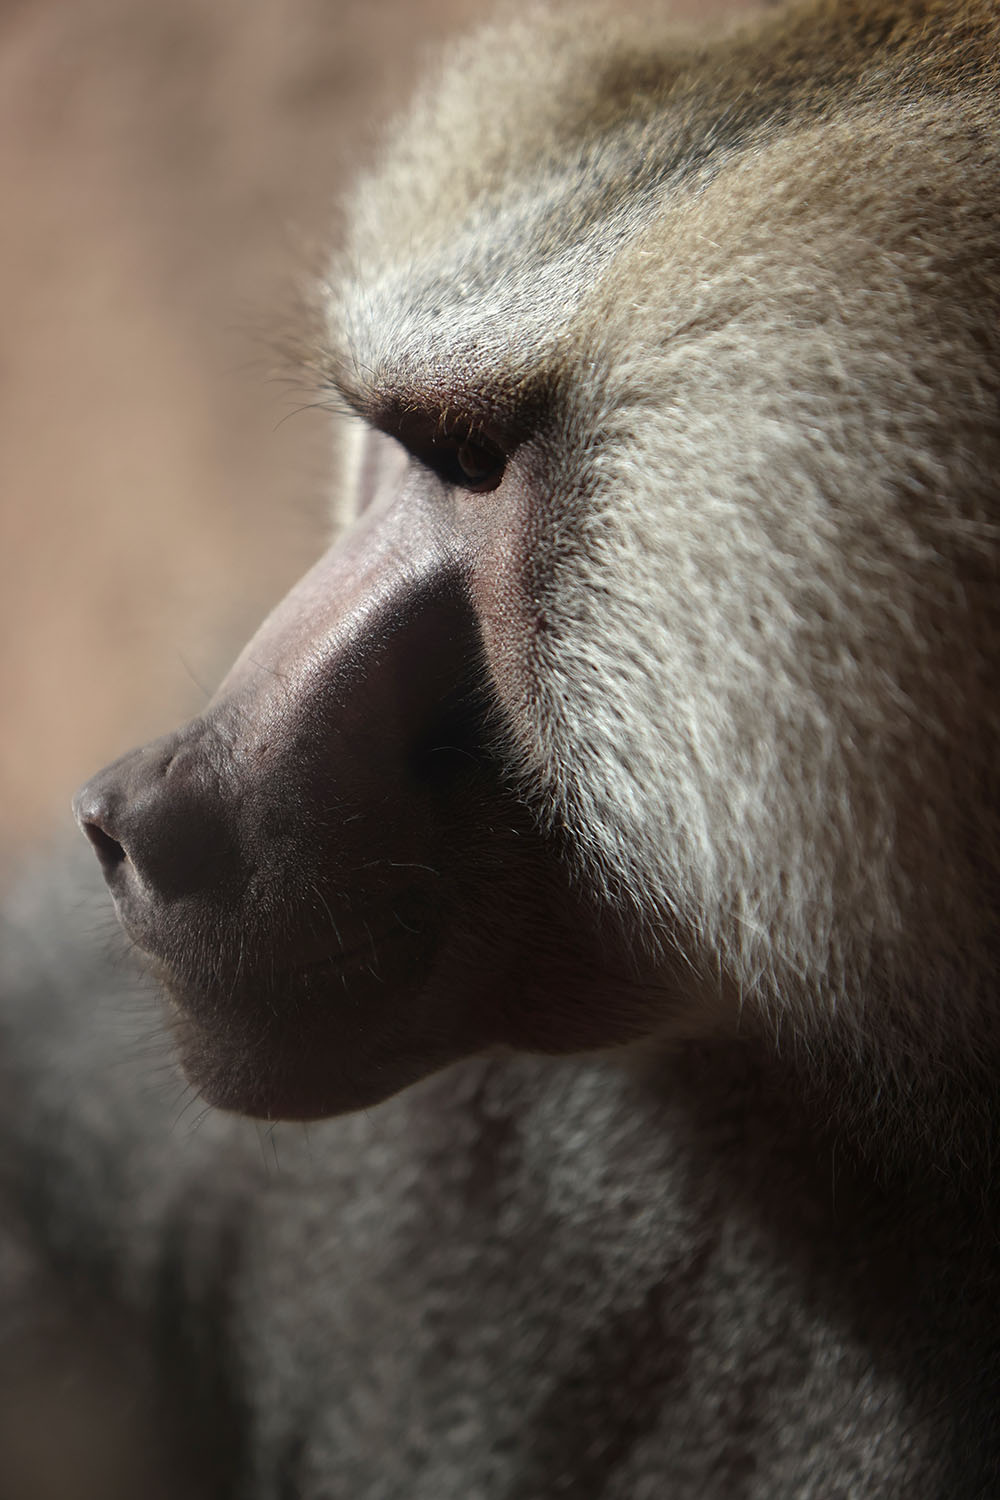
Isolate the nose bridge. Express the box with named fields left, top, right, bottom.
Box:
left=73, top=494, right=473, bottom=909
left=214, top=499, right=467, bottom=757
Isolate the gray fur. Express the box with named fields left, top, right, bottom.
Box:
left=3, top=1, right=999, bottom=1494
left=3, top=851, right=996, bottom=1497
left=329, top=0, right=1000, bottom=1093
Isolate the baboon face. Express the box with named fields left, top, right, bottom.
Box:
left=75, top=422, right=664, bottom=1119
left=74, top=0, right=1000, bottom=1120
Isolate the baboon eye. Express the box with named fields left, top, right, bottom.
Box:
left=415, top=433, right=506, bottom=493
left=387, top=411, right=507, bottom=492
left=453, top=437, right=505, bottom=491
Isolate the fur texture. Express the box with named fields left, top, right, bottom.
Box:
left=2, top=0, right=999, bottom=1494
left=331, top=0, right=1000, bottom=1066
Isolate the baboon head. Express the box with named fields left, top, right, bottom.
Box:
left=75, top=0, right=1000, bottom=1120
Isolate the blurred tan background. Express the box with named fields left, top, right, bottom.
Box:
left=0, top=0, right=749, bottom=887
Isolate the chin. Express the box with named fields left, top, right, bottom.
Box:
left=163, top=956, right=478, bottom=1121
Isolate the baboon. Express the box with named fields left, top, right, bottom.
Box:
left=3, top=0, right=1000, bottom=1494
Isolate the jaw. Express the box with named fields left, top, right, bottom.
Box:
left=152, top=870, right=677, bottom=1121
left=151, top=915, right=462, bottom=1120
left=169, top=993, right=471, bottom=1121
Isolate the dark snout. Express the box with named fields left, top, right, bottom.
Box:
left=73, top=479, right=454, bottom=912
left=65, top=467, right=544, bottom=1118
left=69, top=476, right=484, bottom=991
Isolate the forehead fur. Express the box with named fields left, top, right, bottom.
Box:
left=328, top=0, right=1000, bottom=417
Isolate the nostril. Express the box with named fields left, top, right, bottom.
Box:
left=72, top=729, right=232, bottom=900
left=81, top=818, right=128, bottom=879
left=72, top=778, right=131, bottom=883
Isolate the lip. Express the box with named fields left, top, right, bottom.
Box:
left=161, top=906, right=446, bottom=1120
left=106, top=857, right=441, bottom=1029
left=153, top=900, right=438, bottom=1027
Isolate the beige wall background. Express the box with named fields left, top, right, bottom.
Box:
left=0, top=0, right=747, bottom=884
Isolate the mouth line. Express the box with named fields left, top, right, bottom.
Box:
left=114, top=874, right=440, bottom=1019
left=158, top=910, right=434, bottom=1017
